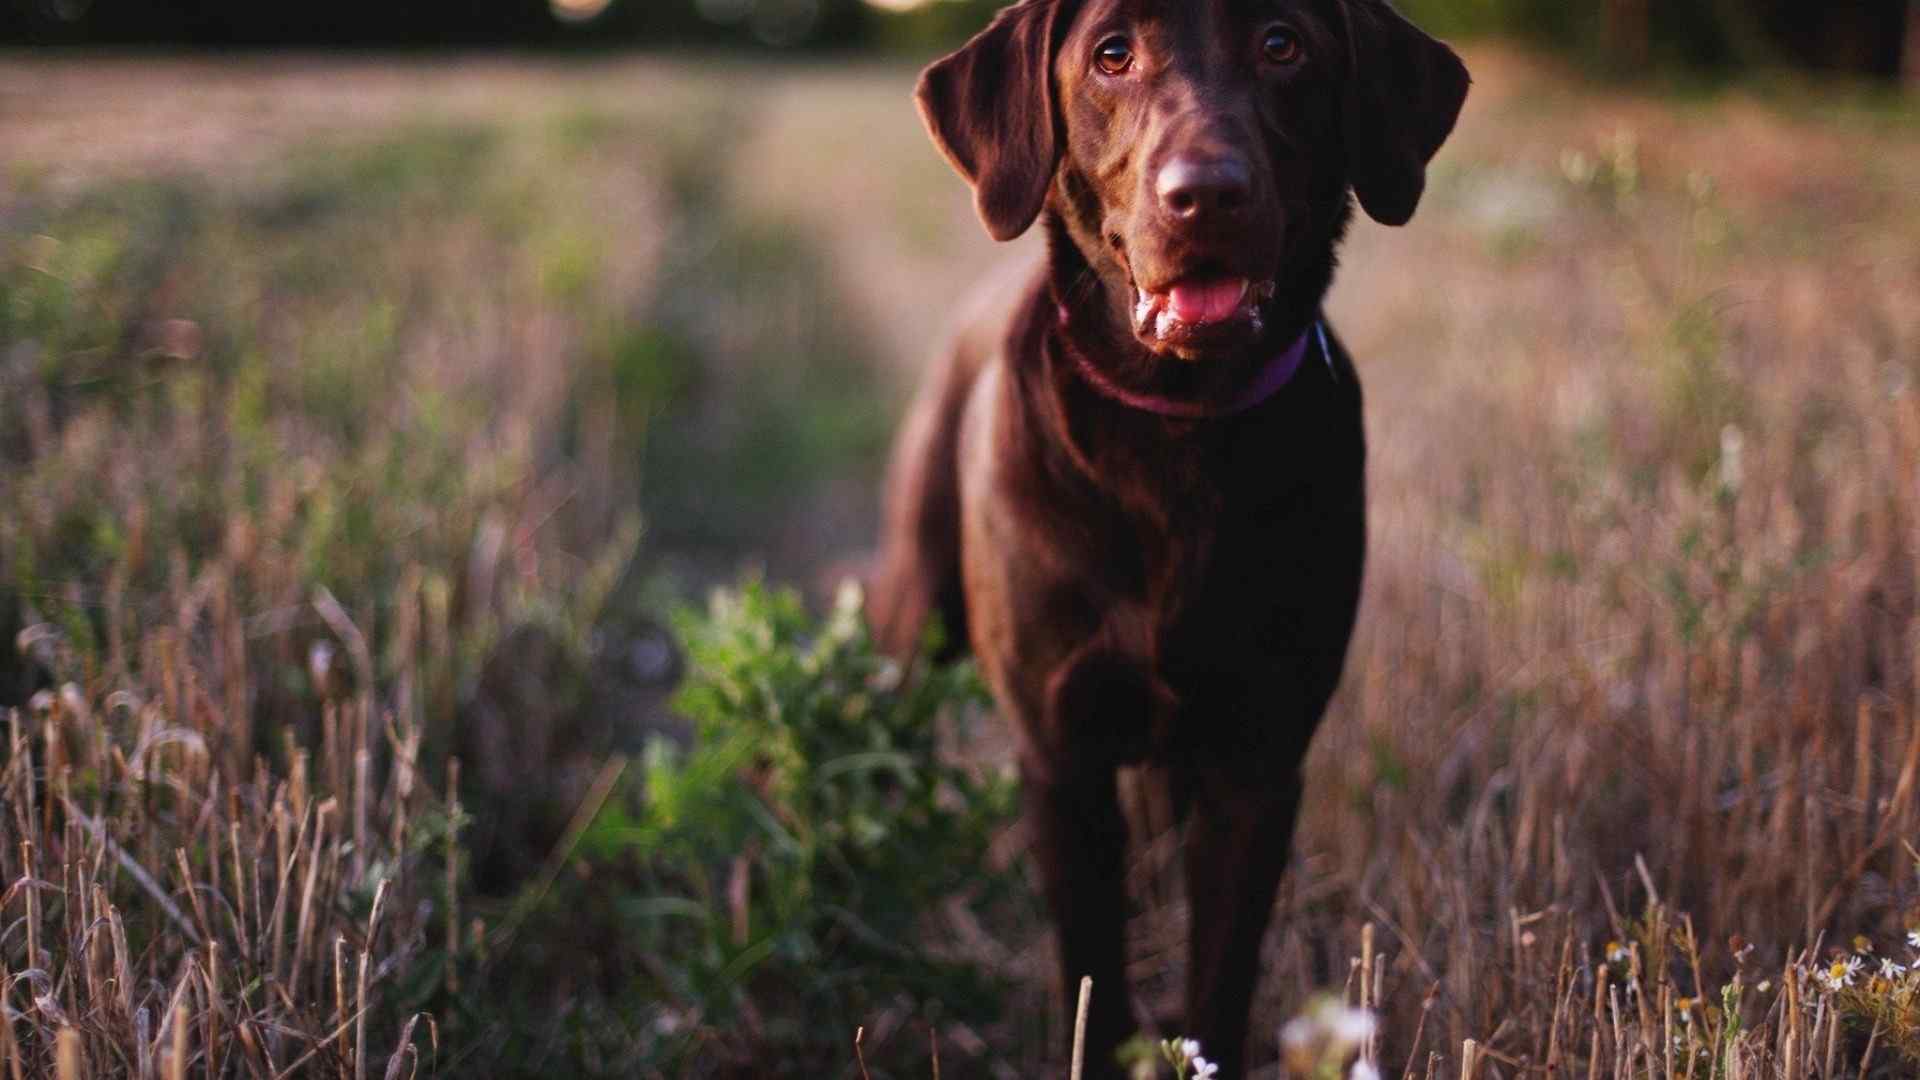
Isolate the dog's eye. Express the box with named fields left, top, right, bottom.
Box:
left=1094, top=36, right=1134, bottom=76
left=1262, top=26, right=1303, bottom=65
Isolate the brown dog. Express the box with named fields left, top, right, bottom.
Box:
left=869, top=1, right=1467, bottom=1074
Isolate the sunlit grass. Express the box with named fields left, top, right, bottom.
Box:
left=1, top=48, right=1917, bottom=1077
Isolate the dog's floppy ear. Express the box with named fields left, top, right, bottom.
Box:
left=915, top=0, right=1064, bottom=242
left=1341, top=0, right=1470, bottom=227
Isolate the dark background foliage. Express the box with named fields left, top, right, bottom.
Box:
left=4, top=0, right=1917, bottom=80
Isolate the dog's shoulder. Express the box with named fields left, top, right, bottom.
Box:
left=946, top=248, right=1048, bottom=366
left=944, top=252, right=1051, bottom=466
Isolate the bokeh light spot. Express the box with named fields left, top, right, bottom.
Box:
left=551, top=0, right=614, bottom=24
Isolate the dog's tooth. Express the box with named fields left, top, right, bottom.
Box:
left=1239, top=280, right=1265, bottom=318
left=1134, top=289, right=1163, bottom=331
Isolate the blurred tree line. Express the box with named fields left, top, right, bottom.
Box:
left=1396, top=0, right=1916, bottom=79
left=0, top=0, right=870, bottom=46
left=2, top=1, right=1914, bottom=76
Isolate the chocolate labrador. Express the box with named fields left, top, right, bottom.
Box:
left=869, top=1, right=1467, bottom=1074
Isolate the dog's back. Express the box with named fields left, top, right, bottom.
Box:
left=868, top=255, right=1040, bottom=660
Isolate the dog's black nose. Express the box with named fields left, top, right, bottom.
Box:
left=1156, top=156, right=1251, bottom=221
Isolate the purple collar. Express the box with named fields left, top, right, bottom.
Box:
left=1056, top=303, right=1330, bottom=420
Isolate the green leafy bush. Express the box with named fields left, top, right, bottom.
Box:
left=574, top=580, right=1022, bottom=1074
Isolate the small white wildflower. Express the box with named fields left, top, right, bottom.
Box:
left=1162, top=1038, right=1205, bottom=1076
left=1191, top=1057, right=1219, bottom=1080
left=1351, top=1062, right=1382, bottom=1080
left=1817, top=956, right=1864, bottom=991
left=1880, top=959, right=1907, bottom=980
left=1280, top=998, right=1380, bottom=1076
left=833, top=577, right=865, bottom=617
left=1717, top=425, right=1744, bottom=493
left=1327, top=1006, right=1377, bottom=1047
left=1908, top=930, right=1920, bottom=952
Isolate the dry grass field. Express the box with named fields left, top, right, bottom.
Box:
left=1, top=46, right=1918, bottom=1077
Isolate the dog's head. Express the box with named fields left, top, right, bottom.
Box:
left=917, top=0, right=1468, bottom=365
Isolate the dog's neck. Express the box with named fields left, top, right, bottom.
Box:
left=1054, top=304, right=1324, bottom=419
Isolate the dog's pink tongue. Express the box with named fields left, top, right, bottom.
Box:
left=1167, top=278, right=1247, bottom=324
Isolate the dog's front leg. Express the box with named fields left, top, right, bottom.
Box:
left=1179, top=763, right=1302, bottom=1078
left=1025, top=759, right=1134, bottom=1079
left=1022, top=647, right=1157, bottom=1078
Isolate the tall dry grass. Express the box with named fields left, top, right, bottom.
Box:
left=0, top=86, right=667, bottom=1075
left=1, top=61, right=901, bottom=1076
left=0, top=123, right=631, bottom=1075
left=3, top=662, right=442, bottom=1077
left=1, top=48, right=1917, bottom=1077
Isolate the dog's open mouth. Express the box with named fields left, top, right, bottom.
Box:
left=1132, top=276, right=1277, bottom=351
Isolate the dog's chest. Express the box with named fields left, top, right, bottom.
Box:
left=1128, top=480, right=1331, bottom=649
left=962, top=347, right=1365, bottom=762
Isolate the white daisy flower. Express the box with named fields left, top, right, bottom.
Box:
left=1817, top=955, right=1863, bottom=990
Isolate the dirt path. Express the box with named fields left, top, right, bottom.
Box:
left=725, top=62, right=1041, bottom=390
